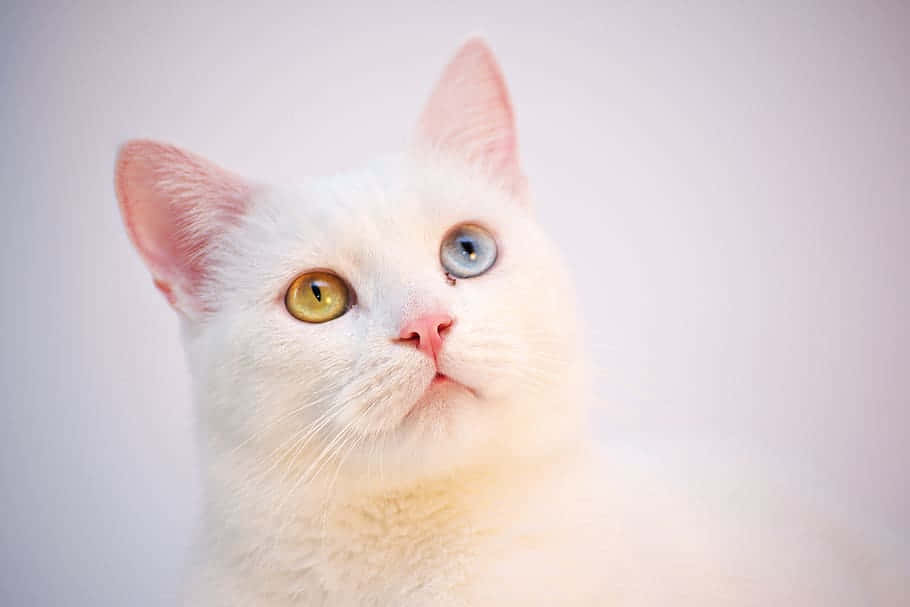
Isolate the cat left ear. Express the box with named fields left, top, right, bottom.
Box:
left=115, top=140, right=252, bottom=318
left=416, top=38, right=526, bottom=197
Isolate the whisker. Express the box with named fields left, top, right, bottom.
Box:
left=231, top=386, right=342, bottom=456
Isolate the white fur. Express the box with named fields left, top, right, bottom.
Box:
left=116, top=40, right=907, bottom=606
left=166, top=150, right=907, bottom=606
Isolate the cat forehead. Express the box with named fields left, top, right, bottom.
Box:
left=210, top=153, right=528, bottom=302
left=258, top=154, right=520, bottom=245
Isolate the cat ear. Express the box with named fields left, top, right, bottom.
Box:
left=114, top=140, right=252, bottom=317
left=416, top=38, right=526, bottom=196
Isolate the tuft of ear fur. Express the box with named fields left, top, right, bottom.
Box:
left=416, top=37, right=526, bottom=196
left=114, top=140, right=251, bottom=317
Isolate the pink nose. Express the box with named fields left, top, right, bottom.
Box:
left=397, top=313, right=453, bottom=361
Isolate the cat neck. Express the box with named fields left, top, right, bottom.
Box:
left=199, top=435, right=592, bottom=540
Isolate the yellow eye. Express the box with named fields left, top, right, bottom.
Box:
left=285, top=271, right=351, bottom=323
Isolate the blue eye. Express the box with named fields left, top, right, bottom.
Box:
left=440, top=223, right=497, bottom=278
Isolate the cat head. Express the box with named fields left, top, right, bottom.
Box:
left=115, top=39, right=588, bottom=492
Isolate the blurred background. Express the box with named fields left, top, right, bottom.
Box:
left=2, top=2, right=908, bottom=605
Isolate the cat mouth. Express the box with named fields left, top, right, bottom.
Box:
left=431, top=372, right=477, bottom=395
left=404, top=373, right=477, bottom=420
left=431, top=373, right=453, bottom=386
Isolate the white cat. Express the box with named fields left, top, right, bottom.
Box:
left=114, top=38, right=906, bottom=606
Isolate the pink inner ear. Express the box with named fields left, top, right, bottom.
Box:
left=417, top=38, right=524, bottom=192
left=115, top=140, right=250, bottom=312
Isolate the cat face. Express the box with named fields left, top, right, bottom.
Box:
left=116, top=39, right=587, bottom=489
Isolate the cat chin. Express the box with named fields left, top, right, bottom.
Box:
left=318, top=390, right=584, bottom=494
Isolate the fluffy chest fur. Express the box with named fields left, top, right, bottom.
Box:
left=187, top=445, right=906, bottom=607
left=187, top=449, right=609, bottom=606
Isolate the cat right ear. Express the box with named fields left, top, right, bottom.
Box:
left=114, top=140, right=251, bottom=318
left=416, top=38, right=527, bottom=197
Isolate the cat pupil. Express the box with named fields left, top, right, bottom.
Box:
left=311, top=284, right=322, bottom=302
left=460, top=239, right=475, bottom=257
